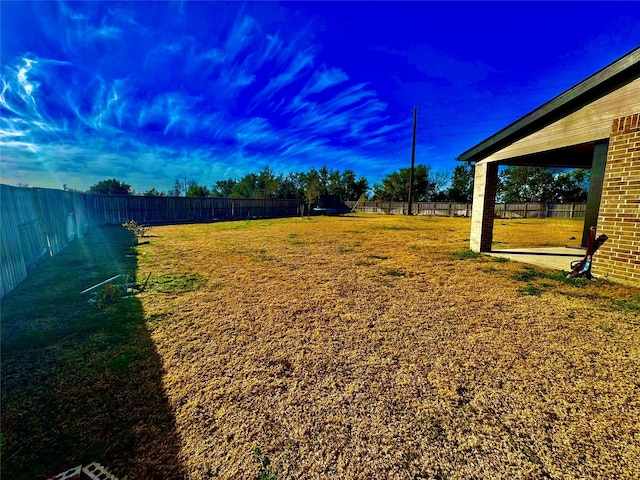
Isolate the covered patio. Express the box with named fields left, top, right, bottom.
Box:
left=458, top=47, right=640, bottom=285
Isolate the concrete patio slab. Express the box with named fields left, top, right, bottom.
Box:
left=486, top=247, right=586, bottom=272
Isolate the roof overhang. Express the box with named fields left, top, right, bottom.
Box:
left=457, top=47, right=640, bottom=164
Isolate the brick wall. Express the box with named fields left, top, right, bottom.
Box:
left=592, top=114, right=640, bottom=286
left=470, top=162, right=499, bottom=252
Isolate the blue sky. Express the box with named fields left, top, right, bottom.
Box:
left=1, top=1, right=639, bottom=194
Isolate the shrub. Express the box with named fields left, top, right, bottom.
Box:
left=122, top=219, right=151, bottom=239
left=95, top=283, right=123, bottom=309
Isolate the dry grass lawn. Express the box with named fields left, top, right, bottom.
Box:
left=131, top=215, right=639, bottom=479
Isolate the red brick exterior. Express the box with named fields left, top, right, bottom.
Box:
left=470, top=162, right=499, bottom=252
left=592, top=114, right=640, bottom=285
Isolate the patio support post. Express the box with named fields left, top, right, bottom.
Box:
left=582, top=140, right=609, bottom=246
left=470, top=162, right=499, bottom=252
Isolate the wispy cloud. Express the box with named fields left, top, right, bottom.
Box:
left=1, top=4, right=407, bottom=192
left=301, top=67, right=349, bottom=97
left=257, top=48, right=315, bottom=103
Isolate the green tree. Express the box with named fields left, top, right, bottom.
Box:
left=88, top=179, right=132, bottom=195
left=318, top=166, right=330, bottom=196
left=372, top=164, right=442, bottom=201
left=327, top=169, right=370, bottom=200
left=499, top=166, right=560, bottom=202
left=143, top=188, right=165, bottom=196
left=276, top=173, right=304, bottom=199
left=256, top=166, right=280, bottom=199
left=327, top=169, right=343, bottom=198
left=553, top=169, right=589, bottom=202
left=169, top=179, right=185, bottom=197
left=230, top=173, right=259, bottom=198
left=305, top=178, right=320, bottom=217
left=212, top=179, right=237, bottom=197
left=446, top=164, right=474, bottom=202
left=185, top=180, right=211, bottom=197
left=299, top=168, right=322, bottom=198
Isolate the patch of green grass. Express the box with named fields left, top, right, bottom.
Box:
left=384, top=268, right=406, bottom=277
left=599, top=321, right=614, bottom=334
left=518, top=285, right=544, bottom=296
left=451, top=249, right=481, bottom=261
left=513, top=266, right=591, bottom=287
left=107, top=348, right=146, bottom=372
left=493, top=256, right=510, bottom=263
left=512, top=266, right=543, bottom=282
left=232, top=220, right=254, bottom=230
left=612, top=295, right=640, bottom=313
left=147, top=274, right=204, bottom=293
left=339, top=246, right=355, bottom=253
left=252, top=447, right=280, bottom=480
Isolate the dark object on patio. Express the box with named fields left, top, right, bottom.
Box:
left=567, top=226, right=608, bottom=279
left=313, top=195, right=351, bottom=215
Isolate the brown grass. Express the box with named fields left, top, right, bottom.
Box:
left=133, top=215, right=639, bottom=479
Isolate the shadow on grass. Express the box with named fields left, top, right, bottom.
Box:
left=1, top=226, right=185, bottom=479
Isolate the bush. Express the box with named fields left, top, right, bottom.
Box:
left=122, top=219, right=151, bottom=239
left=95, top=283, right=123, bottom=309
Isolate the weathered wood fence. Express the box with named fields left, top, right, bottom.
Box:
left=86, top=195, right=304, bottom=224
left=1, top=185, right=91, bottom=298
left=1, top=184, right=304, bottom=297
left=345, top=201, right=586, bottom=218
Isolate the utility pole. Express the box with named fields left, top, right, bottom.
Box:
left=407, top=106, right=417, bottom=215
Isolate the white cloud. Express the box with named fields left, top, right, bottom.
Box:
left=258, top=49, right=315, bottom=101
left=301, top=67, right=349, bottom=97
left=16, top=58, right=38, bottom=102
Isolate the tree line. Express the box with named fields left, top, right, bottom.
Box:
left=86, top=164, right=590, bottom=204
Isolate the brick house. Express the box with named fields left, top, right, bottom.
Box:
left=457, top=47, right=640, bottom=286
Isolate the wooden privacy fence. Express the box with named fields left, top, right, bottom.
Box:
left=346, top=201, right=472, bottom=216
left=494, top=202, right=586, bottom=218
left=1, top=184, right=304, bottom=297
left=346, top=201, right=586, bottom=218
left=1, top=184, right=91, bottom=298
left=86, top=195, right=304, bottom=224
